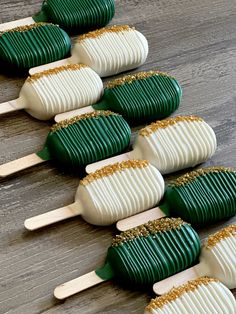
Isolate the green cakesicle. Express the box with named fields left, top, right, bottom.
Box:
left=160, top=167, right=236, bottom=225
left=93, top=71, right=182, bottom=124
left=37, top=111, right=131, bottom=169
left=54, top=218, right=200, bottom=300
left=0, top=111, right=131, bottom=177
left=33, top=0, right=115, bottom=33
left=0, top=23, right=71, bottom=70
left=96, top=218, right=200, bottom=285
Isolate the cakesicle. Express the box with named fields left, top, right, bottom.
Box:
left=0, top=23, right=71, bottom=70
left=117, top=166, right=236, bottom=231
left=53, top=218, right=201, bottom=299
left=0, top=111, right=131, bottom=177
left=55, top=71, right=182, bottom=124
left=24, top=160, right=165, bottom=230
left=87, top=116, right=217, bottom=174
left=0, top=0, right=115, bottom=33
left=30, top=25, right=149, bottom=77
left=0, top=64, right=103, bottom=120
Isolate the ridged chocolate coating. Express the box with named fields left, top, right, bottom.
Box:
left=0, top=23, right=71, bottom=70
left=38, top=112, right=131, bottom=169
left=96, top=219, right=200, bottom=285
left=95, top=72, right=182, bottom=123
left=34, top=0, right=115, bottom=33
left=162, top=167, right=236, bottom=225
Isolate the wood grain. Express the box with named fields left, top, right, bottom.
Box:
left=0, top=0, right=236, bottom=313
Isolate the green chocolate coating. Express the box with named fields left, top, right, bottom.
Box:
left=0, top=24, right=71, bottom=70
left=94, top=75, right=182, bottom=124
left=161, top=170, right=236, bottom=225
left=96, top=223, right=200, bottom=285
left=34, top=0, right=115, bottom=33
left=38, top=114, right=131, bottom=169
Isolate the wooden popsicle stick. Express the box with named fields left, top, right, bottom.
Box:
left=116, top=207, right=166, bottom=231
left=0, top=17, right=35, bottom=32
left=24, top=202, right=81, bottom=230
left=54, top=106, right=95, bottom=122
left=0, top=153, right=45, bottom=177
left=86, top=153, right=130, bottom=174
left=54, top=270, right=106, bottom=299
left=0, top=99, right=24, bottom=115
left=153, top=266, right=198, bottom=295
left=29, top=58, right=71, bottom=75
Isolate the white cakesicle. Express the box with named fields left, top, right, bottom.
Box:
left=0, top=64, right=103, bottom=120
left=22, top=64, right=103, bottom=120
left=145, top=278, right=236, bottom=314
left=86, top=116, right=217, bottom=174
left=153, top=225, right=236, bottom=295
left=71, top=26, right=149, bottom=77
left=24, top=160, right=165, bottom=230
left=29, top=25, right=149, bottom=77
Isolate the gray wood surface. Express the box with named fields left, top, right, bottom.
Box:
left=0, top=0, right=236, bottom=313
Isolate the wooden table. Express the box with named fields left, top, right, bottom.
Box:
left=0, top=1, right=235, bottom=313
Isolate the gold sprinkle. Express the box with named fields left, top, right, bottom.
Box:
left=205, top=225, right=236, bottom=248
left=51, top=111, right=118, bottom=132
left=78, top=25, right=134, bottom=41
left=139, top=116, right=203, bottom=137
left=145, top=277, right=219, bottom=311
left=106, top=71, right=172, bottom=89
left=0, top=22, right=56, bottom=34
left=112, top=218, right=187, bottom=246
left=171, top=166, right=234, bottom=186
left=81, top=160, right=149, bottom=185
left=27, top=64, right=88, bottom=83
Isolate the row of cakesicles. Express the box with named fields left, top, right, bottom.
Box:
left=1, top=1, right=235, bottom=312
left=0, top=23, right=148, bottom=74
left=0, top=66, right=180, bottom=120
left=24, top=161, right=236, bottom=229
left=0, top=114, right=217, bottom=176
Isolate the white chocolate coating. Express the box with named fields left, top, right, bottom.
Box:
left=19, top=66, right=103, bottom=120
left=145, top=281, right=236, bottom=314
left=74, top=163, right=164, bottom=226
left=131, top=119, right=217, bottom=174
left=197, top=235, right=236, bottom=289
left=71, top=29, right=149, bottom=77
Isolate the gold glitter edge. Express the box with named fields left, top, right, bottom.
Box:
left=171, top=166, right=235, bottom=187
left=206, top=225, right=236, bottom=248
left=80, top=160, right=149, bottom=185
left=112, top=218, right=187, bottom=246
left=106, top=71, right=173, bottom=89
left=78, top=25, right=134, bottom=41
left=139, top=116, right=204, bottom=137
left=51, top=111, right=119, bottom=132
left=0, top=22, right=57, bottom=34
left=27, top=64, right=88, bottom=82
